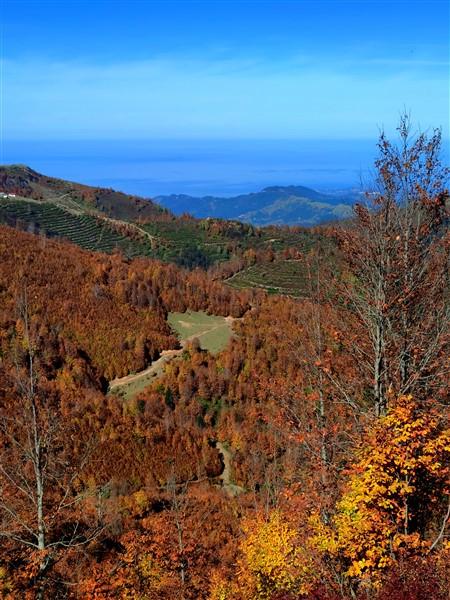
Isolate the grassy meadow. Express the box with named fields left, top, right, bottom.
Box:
left=168, top=310, right=233, bottom=354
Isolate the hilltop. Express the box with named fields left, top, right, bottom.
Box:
left=0, top=164, right=166, bottom=222
left=156, top=184, right=357, bottom=226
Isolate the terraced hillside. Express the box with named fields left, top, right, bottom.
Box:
left=0, top=198, right=153, bottom=258
left=0, top=164, right=166, bottom=222
left=226, top=259, right=311, bottom=297
left=142, top=218, right=323, bottom=268
left=0, top=165, right=328, bottom=271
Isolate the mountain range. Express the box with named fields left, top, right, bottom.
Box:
left=156, top=185, right=359, bottom=226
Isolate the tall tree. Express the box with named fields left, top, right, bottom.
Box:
left=338, top=115, right=449, bottom=416
left=0, top=293, right=102, bottom=597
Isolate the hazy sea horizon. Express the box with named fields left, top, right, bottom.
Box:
left=0, top=138, right=413, bottom=198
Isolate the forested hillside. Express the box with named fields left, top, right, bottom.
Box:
left=0, top=121, right=448, bottom=599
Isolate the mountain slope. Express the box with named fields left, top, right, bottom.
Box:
left=156, top=184, right=356, bottom=226
left=0, top=164, right=167, bottom=222
left=0, top=165, right=320, bottom=269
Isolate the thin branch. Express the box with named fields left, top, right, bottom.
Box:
left=429, top=497, right=450, bottom=551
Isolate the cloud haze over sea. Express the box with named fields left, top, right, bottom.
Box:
left=3, top=138, right=383, bottom=196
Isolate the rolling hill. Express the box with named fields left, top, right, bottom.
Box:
left=0, top=165, right=321, bottom=269
left=156, top=184, right=357, bottom=226
left=0, top=163, right=167, bottom=222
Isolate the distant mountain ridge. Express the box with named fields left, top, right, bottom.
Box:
left=156, top=185, right=358, bottom=226
left=0, top=165, right=322, bottom=269
left=0, top=165, right=358, bottom=227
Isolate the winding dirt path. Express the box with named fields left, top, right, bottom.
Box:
left=109, top=348, right=182, bottom=391
left=216, top=441, right=245, bottom=497
left=109, top=316, right=236, bottom=392
left=108, top=314, right=244, bottom=496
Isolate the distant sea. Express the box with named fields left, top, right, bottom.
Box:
left=3, top=139, right=383, bottom=197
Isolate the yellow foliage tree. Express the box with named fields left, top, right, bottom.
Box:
left=313, top=395, right=450, bottom=588
left=210, top=510, right=313, bottom=600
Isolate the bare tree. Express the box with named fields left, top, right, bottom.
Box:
left=0, top=291, right=102, bottom=597
left=338, top=115, right=449, bottom=415
left=165, top=472, right=190, bottom=599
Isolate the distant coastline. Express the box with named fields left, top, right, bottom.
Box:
left=2, top=138, right=379, bottom=197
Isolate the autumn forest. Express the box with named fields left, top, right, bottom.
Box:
left=0, top=120, right=449, bottom=600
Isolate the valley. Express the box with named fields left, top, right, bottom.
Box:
left=2, top=0, right=448, bottom=594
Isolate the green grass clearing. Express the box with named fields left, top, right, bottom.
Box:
left=110, top=370, right=158, bottom=401
left=168, top=310, right=233, bottom=354
left=109, top=311, right=233, bottom=401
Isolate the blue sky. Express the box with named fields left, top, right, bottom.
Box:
left=2, top=0, right=449, bottom=141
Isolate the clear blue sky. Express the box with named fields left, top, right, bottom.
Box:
left=2, top=0, right=449, bottom=141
